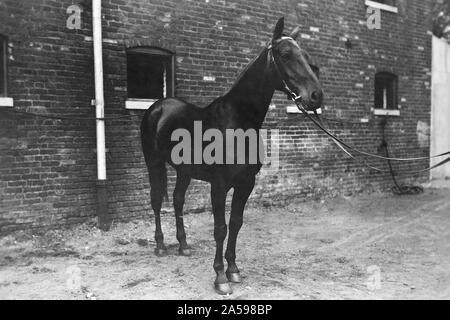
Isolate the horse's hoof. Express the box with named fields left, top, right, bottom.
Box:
left=154, top=248, right=168, bottom=256
left=178, top=248, right=192, bottom=256
left=226, top=272, right=242, bottom=283
left=214, top=282, right=233, bottom=295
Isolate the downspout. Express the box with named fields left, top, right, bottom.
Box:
left=92, top=0, right=110, bottom=230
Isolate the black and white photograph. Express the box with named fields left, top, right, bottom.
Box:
left=1, top=0, right=450, bottom=302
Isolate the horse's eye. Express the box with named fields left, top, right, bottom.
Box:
left=310, top=65, right=320, bottom=78
left=280, top=50, right=291, bottom=59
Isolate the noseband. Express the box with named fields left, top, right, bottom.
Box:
left=267, top=37, right=304, bottom=104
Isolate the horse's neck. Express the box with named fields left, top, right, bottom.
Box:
left=224, top=48, right=275, bottom=127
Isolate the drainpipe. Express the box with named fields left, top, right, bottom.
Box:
left=92, top=0, right=110, bottom=230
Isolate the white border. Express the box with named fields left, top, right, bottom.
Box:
left=365, top=0, right=398, bottom=13
left=373, top=108, right=400, bottom=116
left=0, top=97, right=13, bottom=107
left=286, top=106, right=322, bottom=114
left=125, top=99, right=156, bottom=110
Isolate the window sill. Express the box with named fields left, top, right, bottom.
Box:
left=373, top=109, right=400, bottom=116
left=365, top=0, right=398, bottom=13
left=286, top=106, right=322, bottom=114
left=125, top=99, right=157, bottom=110
left=0, top=97, right=14, bottom=107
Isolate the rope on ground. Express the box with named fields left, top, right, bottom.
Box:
left=379, top=118, right=424, bottom=196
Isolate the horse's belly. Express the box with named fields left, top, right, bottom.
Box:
left=170, top=162, right=261, bottom=185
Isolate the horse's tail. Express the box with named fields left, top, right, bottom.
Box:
left=140, top=104, right=169, bottom=202
left=150, top=162, right=168, bottom=202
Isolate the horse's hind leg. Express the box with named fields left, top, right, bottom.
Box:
left=225, top=177, right=255, bottom=283
left=173, top=173, right=191, bottom=256
left=148, top=162, right=168, bottom=256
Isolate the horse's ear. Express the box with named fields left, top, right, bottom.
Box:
left=290, top=26, right=301, bottom=40
left=272, top=17, right=284, bottom=41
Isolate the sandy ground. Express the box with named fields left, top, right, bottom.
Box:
left=1, top=188, right=450, bottom=300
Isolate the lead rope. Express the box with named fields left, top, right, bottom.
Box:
left=310, top=109, right=397, bottom=173
left=378, top=118, right=424, bottom=195
left=293, top=97, right=450, bottom=176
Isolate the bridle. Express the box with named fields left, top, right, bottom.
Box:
left=266, top=37, right=450, bottom=175
left=267, top=37, right=304, bottom=104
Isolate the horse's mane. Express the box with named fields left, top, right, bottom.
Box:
left=223, top=46, right=268, bottom=96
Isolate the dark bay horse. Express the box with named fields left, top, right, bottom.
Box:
left=140, top=17, right=323, bottom=295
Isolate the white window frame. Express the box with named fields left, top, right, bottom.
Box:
left=125, top=47, right=174, bottom=110
left=0, top=97, right=13, bottom=107
left=365, top=0, right=398, bottom=13
left=286, top=106, right=322, bottom=114
left=373, top=108, right=400, bottom=116
left=125, top=98, right=157, bottom=110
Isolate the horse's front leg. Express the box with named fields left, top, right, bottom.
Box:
left=210, top=182, right=232, bottom=295
left=225, top=177, right=255, bottom=283
left=173, top=173, right=191, bottom=256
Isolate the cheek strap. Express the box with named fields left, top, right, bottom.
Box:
left=268, top=45, right=303, bottom=102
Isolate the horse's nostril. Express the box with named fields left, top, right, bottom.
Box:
left=311, top=91, right=320, bottom=103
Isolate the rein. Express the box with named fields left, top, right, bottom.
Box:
left=295, top=100, right=450, bottom=175
left=268, top=37, right=450, bottom=175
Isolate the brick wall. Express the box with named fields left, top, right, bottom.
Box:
left=0, top=0, right=433, bottom=233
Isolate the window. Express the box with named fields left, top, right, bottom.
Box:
left=0, top=34, right=12, bottom=107
left=0, top=34, right=7, bottom=97
left=126, top=47, right=174, bottom=109
left=374, top=72, right=399, bottom=116
left=365, top=0, right=398, bottom=13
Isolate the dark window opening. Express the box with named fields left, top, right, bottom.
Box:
left=371, top=0, right=396, bottom=7
left=374, top=72, right=398, bottom=110
left=0, top=35, right=7, bottom=97
left=126, top=47, right=174, bottom=100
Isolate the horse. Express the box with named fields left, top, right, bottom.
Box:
left=140, top=17, right=323, bottom=295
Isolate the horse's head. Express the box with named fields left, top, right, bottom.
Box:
left=269, top=17, right=323, bottom=110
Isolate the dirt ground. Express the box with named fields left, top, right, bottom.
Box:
left=1, top=188, right=450, bottom=300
